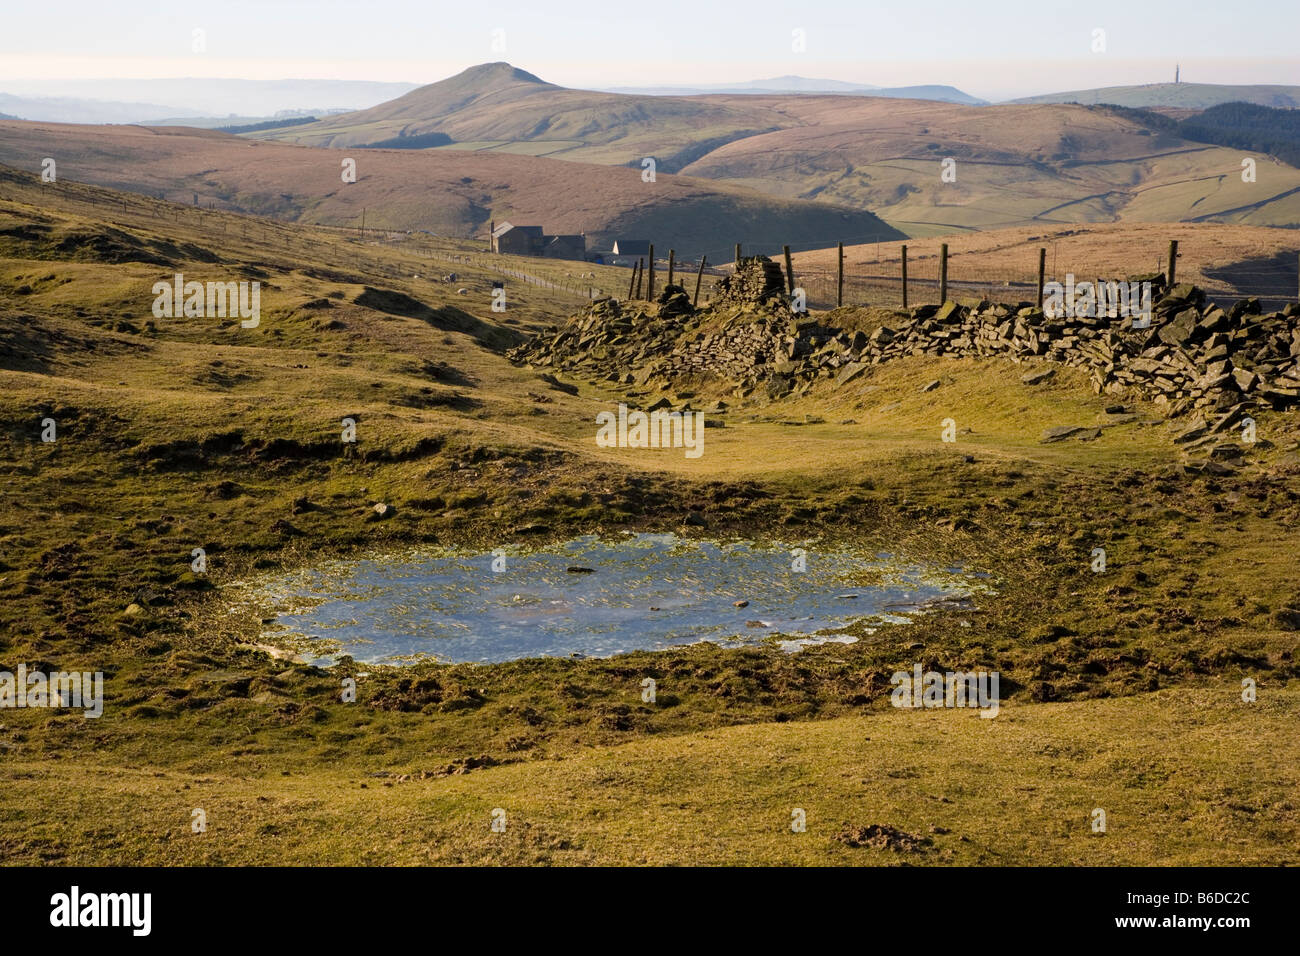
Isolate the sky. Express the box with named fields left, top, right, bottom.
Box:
left=1, top=0, right=1297, bottom=102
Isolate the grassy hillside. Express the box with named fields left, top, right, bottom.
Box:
left=10, top=688, right=1296, bottom=865
left=0, top=125, right=902, bottom=256
left=680, top=100, right=1300, bottom=234
left=1178, top=102, right=1300, bottom=169
left=1010, top=82, right=1300, bottom=110
left=1, top=172, right=1298, bottom=865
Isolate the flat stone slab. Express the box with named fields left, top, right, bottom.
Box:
left=1021, top=367, right=1056, bottom=385
left=835, top=362, right=869, bottom=387
left=1173, top=421, right=1209, bottom=443
left=1041, top=425, right=1087, bottom=442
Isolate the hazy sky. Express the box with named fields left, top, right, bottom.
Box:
left=2, top=0, right=1298, bottom=101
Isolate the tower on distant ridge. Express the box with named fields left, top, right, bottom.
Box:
left=1175, top=64, right=1180, bottom=83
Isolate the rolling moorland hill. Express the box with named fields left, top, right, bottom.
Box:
left=1182, top=102, right=1300, bottom=165
left=677, top=98, right=1300, bottom=235
left=258, top=65, right=1300, bottom=236
left=256, top=63, right=784, bottom=171
left=1114, top=102, right=1300, bottom=170
left=1009, top=82, right=1300, bottom=110
left=605, top=77, right=985, bottom=105
left=0, top=123, right=901, bottom=258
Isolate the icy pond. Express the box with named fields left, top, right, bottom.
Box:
left=246, top=533, right=990, bottom=664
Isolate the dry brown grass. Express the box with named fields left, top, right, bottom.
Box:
left=680, top=98, right=1300, bottom=233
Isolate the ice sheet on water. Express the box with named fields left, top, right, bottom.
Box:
left=246, top=533, right=990, bottom=664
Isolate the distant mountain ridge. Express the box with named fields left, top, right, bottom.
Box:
left=255, top=62, right=781, bottom=168
left=0, top=92, right=190, bottom=125
left=256, top=63, right=984, bottom=163
left=13, top=63, right=1297, bottom=239
left=255, top=64, right=1300, bottom=234
left=605, top=76, right=985, bottom=104
left=0, top=79, right=419, bottom=125
left=1009, top=82, right=1300, bottom=110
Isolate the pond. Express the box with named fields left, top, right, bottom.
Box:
left=245, top=533, right=989, bottom=664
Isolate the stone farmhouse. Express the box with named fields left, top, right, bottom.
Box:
left=490, top=221, right=586, bottom=259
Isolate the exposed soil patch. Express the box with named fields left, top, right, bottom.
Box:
left=837, top=823, right=932, bottom=853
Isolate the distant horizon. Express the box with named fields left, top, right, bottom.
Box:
left=2, top=0, right=1298, bottom=103
left=3, top=62, right=1300, bottom=118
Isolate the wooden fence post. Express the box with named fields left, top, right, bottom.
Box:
left=627, top=263, right=637, bottom=300
left=1167, top=239, right=1179, bottom=287
left=667, top=249, right=675, bottom=287
left=1037, top=247, right=1046, bottom=308
left=735, top=243, right=742, bottom=268
left=693, top=255, right=707, bottom=308
left=783, top=244, right=795, bottom=294
left=939, top=243, right=949, bottom=303
left=647, top=244, right=656, bottom=300
left=635, top=258, right=644, bottom=299
left=836, top=241, right=844, bottom=308
left=901, top=244, right=909, bottom=309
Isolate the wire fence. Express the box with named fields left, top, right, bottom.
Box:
left=653, top=250, right=1298, bottom=313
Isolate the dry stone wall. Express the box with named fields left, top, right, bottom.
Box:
left=509, top=276, right=1300, bottom=422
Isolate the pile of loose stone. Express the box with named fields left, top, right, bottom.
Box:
left=508, top=265, right=1300, bottom=424
left=713, top=256, right=788, bottom=306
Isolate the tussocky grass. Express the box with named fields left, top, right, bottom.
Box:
left=0, top=170, right=1297, bottom=864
